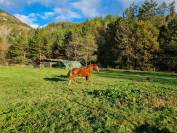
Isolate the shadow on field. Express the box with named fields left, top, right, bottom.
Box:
left=44, top=75, right=68, bottom=82
left=135, top=123, right=172, bottom=133
left=95, top=70, right=177, bottom=86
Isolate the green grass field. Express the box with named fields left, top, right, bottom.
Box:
left=0, top=67, right=177, bottom=133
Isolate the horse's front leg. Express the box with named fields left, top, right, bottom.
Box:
left=68, top=76, right=76, bottom=86
left=68, top=79, right=72, bottom=86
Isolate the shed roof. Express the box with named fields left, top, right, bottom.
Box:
left=59, top=59, right=82, bottom=69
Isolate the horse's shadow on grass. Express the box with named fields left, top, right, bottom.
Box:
left=44, top=75, right=68, bottom=82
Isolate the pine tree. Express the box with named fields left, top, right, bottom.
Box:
left=169, top=1, right=176, bottom=16
left=27, top=30, right=42, bottom=65
left=102, top=18, right=159, bottom=70
left=66, top=30, right=83, bottom=61
left=158, top=16, right=177, bottom=71
left=154, top=1, right=168, bottom=17
left=124, top=2, right=138, bottom=19
left=8, top=32, right=28, bottom=64
left=51, top=31, right=66, bottom=58
left=82, top=33, right=97, bottom=65
left=138, top=0, right=158, bottom=20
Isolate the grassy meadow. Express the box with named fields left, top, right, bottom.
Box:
left=0, top=67, right=177, bottom=133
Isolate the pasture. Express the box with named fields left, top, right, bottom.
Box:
left=0, top=67, right=177, bottom=133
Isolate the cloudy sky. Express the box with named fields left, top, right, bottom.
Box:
left=0, top=0, right=176, bottom=28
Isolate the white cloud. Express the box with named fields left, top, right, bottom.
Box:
left=35, top=8, right=81, bottom=22
left=0, top=0, right=65, bottom=7
left=72, top=0, right=101, bottom=18
left=41, top=12, right=55, bottom=19
left=14, top=13, right=39, bottom=28
left=54, top=7, right=81, bottom=21
left=13, top=7, right=81, bottom=28
left=0, top=0, right=14, bottom=6
left=3, top=0, right=177, bottom=28
left=39, top=0, right=102, bottom=19
left=0, top=0, right=102, bottom=18
left=39, top=24, right=47, bottom=28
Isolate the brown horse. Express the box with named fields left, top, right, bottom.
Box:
left=67, top=64, right=99, bottom=85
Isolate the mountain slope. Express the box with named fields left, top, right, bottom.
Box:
left=0, top=9, right=30, bottom=44
left=0, top=9, right=29, bottom=27
left=44, top=22, right=80, bottom=32
left=0, top=9, right=31, bottom=64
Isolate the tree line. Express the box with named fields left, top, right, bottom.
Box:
left=2, top=0, right=177, bottom=71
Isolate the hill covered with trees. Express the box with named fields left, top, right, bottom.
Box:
left=1, top=0, right=177, bottom=72
left=0, top=9, right=30, bottom=64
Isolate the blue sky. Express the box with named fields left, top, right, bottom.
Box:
left=0, top=0, right=176, bottom=28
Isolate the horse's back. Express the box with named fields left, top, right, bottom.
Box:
left=71, top=67, right=90, bottom=77
left=71, top=67, right=82, bottom=75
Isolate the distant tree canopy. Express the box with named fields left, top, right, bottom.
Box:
left=100, top=19, right=159, bottom=70
left=158, top=16, right=177, bottom=71
left=3, top=0, right=177, bottom=71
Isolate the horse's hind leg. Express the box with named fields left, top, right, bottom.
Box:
left=86, top=75, right=91, bottom=80
left=85, top=75, right=91, bottom=86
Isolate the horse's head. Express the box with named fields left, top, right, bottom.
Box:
left=88, top=64, right=99, bottom=72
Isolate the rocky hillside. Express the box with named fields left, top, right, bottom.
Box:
left=0, top=9, right=31, bottom=64
left=0, top=9, right=29, bottom=26
left=0, top=9, right=30, bottom=44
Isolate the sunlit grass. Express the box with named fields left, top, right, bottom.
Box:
left=0, top=67, right=177, bottom=132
